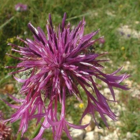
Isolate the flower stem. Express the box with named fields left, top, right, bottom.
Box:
left=16, top=132, right=21, bottom=140
left=0, top=75, right=12, bottom=88
left=0, top=16, right=15, bottom=30
left=66, top=12, right=91, bottom=21
left=30, top=123, right=42, bottom=139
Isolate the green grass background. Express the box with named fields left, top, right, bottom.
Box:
left=0, top=0, right=140, bottom=139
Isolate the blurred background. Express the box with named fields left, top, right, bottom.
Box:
left=0, top=0, right=140, bottom=140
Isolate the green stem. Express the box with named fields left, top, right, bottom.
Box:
left=0, top=16, right=15, bottom=30
left=0, top=75, right=12, bottom=87
left=66, top=12, right=91, bottom=21
left=30, top=123, right=42, bottom=139
left=16, top=132, right=21, bottom=140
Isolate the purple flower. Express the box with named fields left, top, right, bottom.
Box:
left=0, top=111, right=11, bottom=140
left=120, top=31, right=125, bottom=36
left=99, top=37, right=105, bottom=44
left=0, top=122, right=11, bottom=140
left=6, top=13, right=129, bottom=139
left=127, top=34, right=131, bottom=37
left=0, top=111, right=3, bottom=120
left=15, top=3, right=27, bottom=12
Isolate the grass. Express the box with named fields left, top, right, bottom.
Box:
left=119, top=92, right=140, bottom=139
left=0, top=0, right=140, bottom=139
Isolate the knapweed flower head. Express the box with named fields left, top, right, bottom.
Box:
left=6, top=13, right=129, bottom=140
left=0, top=122, right=11, bottom=140
left=0, top=111, right=3, bottom=120
left=0, top=111, right=11, bottom=140
left=15, top=3, right=27, bottom=12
